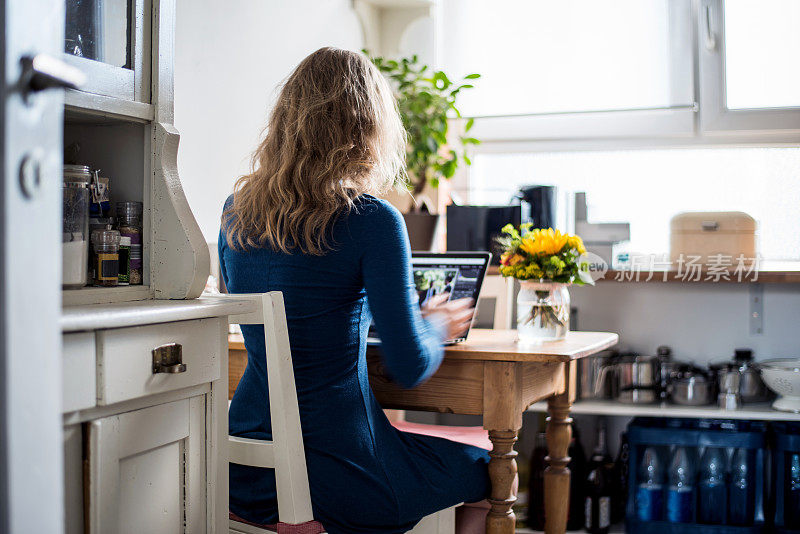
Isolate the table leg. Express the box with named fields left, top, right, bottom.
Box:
left=486, top=429, right=518, bottom=534
left=544, top=389, right=574, bottom=534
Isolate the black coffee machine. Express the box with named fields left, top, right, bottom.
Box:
left=516, top=185, right=556, bottom=229
left=445, top=185, right=556, bottom=264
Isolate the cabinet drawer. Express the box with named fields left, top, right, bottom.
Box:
left=63, top=332, right=97, bottom=412
left=97, top=318, right=223, bottom=405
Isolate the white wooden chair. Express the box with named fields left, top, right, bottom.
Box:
left=227, top=292, right=455, bottom=534
left=477, top=274, right=514, bottom=329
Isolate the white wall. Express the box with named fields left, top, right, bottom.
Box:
left=571, top=282, right=800, bottom=363
left=174, top=0, right=365, bottom=240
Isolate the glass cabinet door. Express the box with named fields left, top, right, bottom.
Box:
left=63, top=0, right=150, bottom=102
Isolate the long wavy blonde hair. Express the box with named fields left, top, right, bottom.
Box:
left=225, top=47, right=406, bottom=254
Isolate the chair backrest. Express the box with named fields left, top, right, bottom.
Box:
left=228, top=292, right=314, bottom=524
left=478, top=275, right=514, bottom=329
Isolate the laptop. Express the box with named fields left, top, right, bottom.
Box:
left=367, top=251, right=492, bottom=345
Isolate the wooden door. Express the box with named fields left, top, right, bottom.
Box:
left=85, top=397, right=207, bottom=534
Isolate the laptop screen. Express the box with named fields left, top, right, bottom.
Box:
left=368, top=252, right=492, bottom=343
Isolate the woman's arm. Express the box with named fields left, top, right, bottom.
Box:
left=359, top=201, right=446, bottom=388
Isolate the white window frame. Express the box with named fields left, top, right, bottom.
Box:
left=457, top=0, right=800, bottom=148
left=697, top=0, right=800, bottom=137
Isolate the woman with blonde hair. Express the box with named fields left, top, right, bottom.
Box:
left=221, top=47, right=489, bottom=533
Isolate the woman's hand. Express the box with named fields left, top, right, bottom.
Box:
left=421, top=294, right=475, bottom=341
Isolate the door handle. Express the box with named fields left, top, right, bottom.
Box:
left=152, top=343, right=187, bottom=374
left=19, top=54, right=85, bottom=95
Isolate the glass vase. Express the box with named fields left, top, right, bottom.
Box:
left=516, top=281, right=570, bottom=344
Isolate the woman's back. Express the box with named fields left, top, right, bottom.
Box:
left=222, top=195, right=490, bottom=533
left=220, top=46, right=489, bottom=534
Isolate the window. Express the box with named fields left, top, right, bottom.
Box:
left=439, top=0, right=691, bottom=117
left=724, top=0, right=800, bottom=109
left=436, top=0, right=800, bottom=143
left=698, top=0, right=800, bottom=133
left=466, top=147, right=800, bottom=261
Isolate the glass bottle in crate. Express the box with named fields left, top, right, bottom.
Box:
left=786, top=453, right=800, bottom=528
left=697, top=447, right=728, bottom=524
left=728, top=448, right=754, bottom=526
left=666, top=447, right=694, bottom=523
left=636, top=446, right=664, bottom=522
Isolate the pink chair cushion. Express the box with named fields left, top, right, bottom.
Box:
left=391, top=420, right=493, bottom=451
left=230, top=511, right=325, bottom=534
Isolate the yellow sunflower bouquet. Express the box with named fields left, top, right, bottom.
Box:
left=497, top=224, right=594, bottom=286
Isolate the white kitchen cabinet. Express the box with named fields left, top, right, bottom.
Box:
left=61, top=298, right=256, bottom=534
left=85, top=397, right=206, bottom=534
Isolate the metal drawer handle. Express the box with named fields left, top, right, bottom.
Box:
left=152, top=343, right=187, bottom=374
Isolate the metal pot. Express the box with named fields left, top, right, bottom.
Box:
left=578, top=351, right=615, bottom=400
left=596, top=353, right=660, bottom=404
left=709, top=349, right=769, bottom=404
left=734, top=349, right=769, bottom=402
left=670, top=373, right=713, bottom=405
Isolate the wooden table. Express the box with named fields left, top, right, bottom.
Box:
left=229, top=329, right=618, bottom=534
left=367, top=329, right=618, bottom=534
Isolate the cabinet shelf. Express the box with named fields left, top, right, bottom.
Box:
left=527, top=399, right=800, bottom=421
left=62, top=285, right=152, bottom=307
left=65, top=89, right=154, bottom=124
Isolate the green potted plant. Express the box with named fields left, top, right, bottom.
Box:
left=367, top=52, right=480, bottom=250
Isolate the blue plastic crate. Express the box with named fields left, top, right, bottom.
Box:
left=626, top=417, right=768, bottom=534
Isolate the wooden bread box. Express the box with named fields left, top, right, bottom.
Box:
left=670, top=211, right=757, bottom=264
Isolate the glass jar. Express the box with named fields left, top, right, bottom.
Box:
left=116, top=201, right=143, bottom=285
left=62, top=165, right=91, bottom=289
left=91, top=228, right=120, bottom=287
left=118, top=235, right=131, bottom=285
left=516, top=280, right=570, bottom=344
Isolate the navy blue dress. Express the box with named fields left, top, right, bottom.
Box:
left=220, top=195, right=490, bottom=534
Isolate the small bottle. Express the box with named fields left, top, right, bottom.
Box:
left=697, top=447, right=728, bottom=524
left=585, top=421, right=612, bottom=534
left=786, top=453, right=800, bottom=528
left=116, top=201, right=143, bottom=285
left=666, top=447, right=694, bottom=523
left=635, top=446, right=664, bottom=522
left=90, top=229, right=120, bottom=287
left=728, top=448, right=754, bottom=526
left=118, top=235, right=131, bottom=285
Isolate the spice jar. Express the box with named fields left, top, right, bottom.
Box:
left=116, top=201, right=143, bottom=285
left=91, top=229, right=120, bottom=287
left=62, top=165, right=91, bottom=289
left=118, top=236, right=131, bottom=285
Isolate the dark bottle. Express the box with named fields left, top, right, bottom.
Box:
left=666, top=447, right=694, bottom=523
left=610, top=432, right=630, bottom=524
left=585, top=422, right=612, bottom=534
left=527, top=432, right=548, bottom=530
left=728, top=448, right=754, bottom=526
left=785, top=453, right=800, bottom=528
left=697, top=447, right=727, bottom=524
left=567, top=427, right=589, bottom=531
left=635, top=446, right=664, bottom=522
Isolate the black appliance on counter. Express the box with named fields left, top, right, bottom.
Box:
left=516, top=185, right=556, bottom=229
left=446, top=185, right=556, bottom=265
left=446, top=205, right=520, bottom=265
